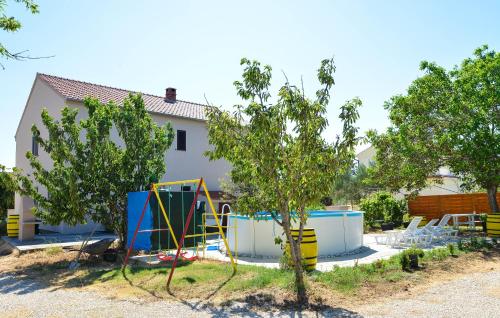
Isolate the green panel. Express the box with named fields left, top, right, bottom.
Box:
left=150, top=190, right=204, bottom=251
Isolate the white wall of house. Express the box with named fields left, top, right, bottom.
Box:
left=356, top=145, right=376, bottom=167
left=15, top=79, right=68, bottom=239
left=15, top=77, right=230, bottom=238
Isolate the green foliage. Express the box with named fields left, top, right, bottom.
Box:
left=402, top=212, right=411, bottom=223
left=359, top=191, right=407, bottom=226
left=479, top=213, right=488, bottom=222
left=0, top=164, right=16, bottom=220
left=331, top=164, right=377, bottom=206
left=457, top=237, right=492, bottom=252
left=399, top=247, right=424, bottom=271
left=0, top=0, right=41, bottom=68
left=205, top=57, right=361, bottom=302
left=279, top=249, right=292, bottom=271
left=18, top=94, right=173, bottom=246
left=447, top=243, right=456, bottom=256
left=45, top=246, right=63, bottom=256
left=305, top=201, right=325, bottom=211
left=368, top=45, right=500, bottom=212
left=422, top=246, right=453, bottom=262
left=318, top=256, right=404, bottom=293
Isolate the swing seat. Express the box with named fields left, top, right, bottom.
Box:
left=157, top=253, right=174, bottom=261
left=180, top=251, right=198, bottom=261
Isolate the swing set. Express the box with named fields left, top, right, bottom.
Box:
left=123, top=177, right=237, bottom=288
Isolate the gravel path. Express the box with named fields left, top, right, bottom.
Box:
left=357, top=270, right=500, bottom=318
left=0, top=270, right=499, bottom=317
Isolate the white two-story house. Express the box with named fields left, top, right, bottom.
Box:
left=15, top=73, right=231, bottom=240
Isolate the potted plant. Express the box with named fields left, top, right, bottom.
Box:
left=380, top=221, right=394, bottom=231
left=400, top=247, right=425, bottom=271
left=408, top=252, right=420, bottom=268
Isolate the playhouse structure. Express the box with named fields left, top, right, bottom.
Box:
left=124, top=178, right=236, bottom=287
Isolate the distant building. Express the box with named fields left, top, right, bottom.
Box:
left=356, top=145, right=464, bottom=197
left=15, top=74, right=231, bottom=239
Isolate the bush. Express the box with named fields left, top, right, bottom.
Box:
left=458, top=237, right=493, bottom=252
left=359, top=191, right=407, bottom=226
left=399, top=247, right=424, bottom=271
left=447, top=243, right=456, bottom=256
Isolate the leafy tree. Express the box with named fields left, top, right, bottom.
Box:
left=206, top=58, right=360, bottom=303
left=0, top=164, right=16, bottom=220
left=82, top=95, right=173, bottom=246
left=368, top=45, right=499, bottom=212
left=331, top=163, right=377, bottom=207
left=0, top=0, right=51, bottom=69
left=18, top=94, right=173, bottom=246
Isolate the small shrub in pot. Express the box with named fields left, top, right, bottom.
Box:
left=399, top=247, right=424, bottom=271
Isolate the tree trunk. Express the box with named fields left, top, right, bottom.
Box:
left=281, top=212, right=308, bottom=304
left=487, top=184, right=499, bottom=213
left=118, top=214, right=126, bottom=250
left=112, top=205, right=126, bottom=250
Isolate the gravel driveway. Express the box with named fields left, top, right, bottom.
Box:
left=0, top=270, right=499, bottom=317
left=357, top=270, right=500, bottom=318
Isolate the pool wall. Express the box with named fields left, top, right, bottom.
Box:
left=226, top=211, right=364, bottom=257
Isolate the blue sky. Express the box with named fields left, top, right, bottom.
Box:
left=1, top=0, right=499, bottom=168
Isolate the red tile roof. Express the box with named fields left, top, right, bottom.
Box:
left=38, top=73, right=208, bottom=121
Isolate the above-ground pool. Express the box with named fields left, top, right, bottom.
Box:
left=226, top=211, right=364, bottom=257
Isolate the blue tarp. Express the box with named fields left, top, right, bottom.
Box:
left=127, top=191, right=153, bottom=251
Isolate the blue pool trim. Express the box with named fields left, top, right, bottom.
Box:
left=229, top=210, right=364, bottom=221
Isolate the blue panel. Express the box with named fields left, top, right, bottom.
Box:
left=127, top=191, right=153, bottom=251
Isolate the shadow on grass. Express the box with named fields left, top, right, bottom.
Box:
left=202, top=293, right=364, bottom=318
left=0, top=255, right=120, bottom=295
left=0, top=255, right=365, bottom=317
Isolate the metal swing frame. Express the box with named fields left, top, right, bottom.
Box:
left=123, top=177, right=237, bottom=288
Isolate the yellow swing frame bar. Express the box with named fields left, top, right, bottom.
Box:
left=152, top=178, right=237, bottom=272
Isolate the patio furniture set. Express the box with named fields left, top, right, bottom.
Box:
left=375, top=214, right=460, bottom=248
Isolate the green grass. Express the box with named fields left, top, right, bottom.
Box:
left=84, top=249, right=414, bottom=296
left=45, top=238, right=494, bottom=300
left=314, top=254, right=407, bottom=293
left=45, top=246, right=64, bottom=256
left=76, top=261, right=295, bottom=298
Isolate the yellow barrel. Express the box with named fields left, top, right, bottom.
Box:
left=487, top=213, right=500, bottom=238
left=7, top=214, right=20, bottom=238
left=286, top=228, right=318, bottom=271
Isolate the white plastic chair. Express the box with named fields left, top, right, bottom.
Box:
left=429, top=214, right=458, bottom=239
left=414, top=218, right=439, bottom=246
left=390, top=217, right=423, bottom=247
left=373, top=217, right=422, bottom=245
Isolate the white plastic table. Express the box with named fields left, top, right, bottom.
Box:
left=450, top=213, right=478, bottom=231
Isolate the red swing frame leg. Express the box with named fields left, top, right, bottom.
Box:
left=123, top=189, right=153, bottom=267
left=167, top=178, right=203, bottom=288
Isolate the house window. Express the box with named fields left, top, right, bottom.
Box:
left=32, top=134, right=38, bottom=156
left=176, top=130, right=186, bottom=151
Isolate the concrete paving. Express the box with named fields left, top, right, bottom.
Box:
left=203, top=234, right=455, bottom=271
left=1, top=232, right=117, bottom=253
